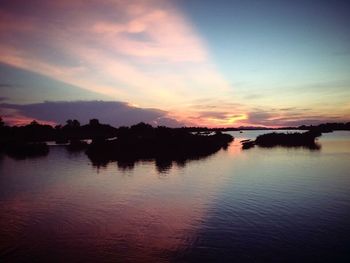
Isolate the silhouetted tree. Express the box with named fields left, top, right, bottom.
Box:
left=89, top=119, right=100, bottom=126
left=30, top=120, right=39, bottom=126
left=65, top=119, right=80, bottom=128
left=130, top=122, right=153, bottom=134
left=66, top=119, right=73, bottom=126
left=72, top=119, right=80, bottom=127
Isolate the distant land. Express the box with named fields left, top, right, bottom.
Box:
left=1, top=117, right=350, bottom=142
left=1, top=116, right=349, bottom=159
left=1, top=116, right=347, bottom=161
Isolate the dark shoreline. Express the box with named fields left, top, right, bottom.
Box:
left=0, top=121, right=234, bottom=162
left=1, top=119, right=349, bottom=159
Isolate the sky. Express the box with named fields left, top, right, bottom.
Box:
left=0, top=0, right=349, bottom=127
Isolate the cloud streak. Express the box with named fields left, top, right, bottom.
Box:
left=244, top=107, right=349, bottom=127
left=0, top=0, right=231, bottom=112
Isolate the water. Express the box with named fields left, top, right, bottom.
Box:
left=1, top=131, right=350, bottom=262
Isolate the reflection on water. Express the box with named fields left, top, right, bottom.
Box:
left=94, top=155, right=217, bottom=175
left=1, top=131, right=350, bottom=262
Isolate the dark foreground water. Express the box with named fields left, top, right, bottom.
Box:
left=1, top=131, right=350, bottom=262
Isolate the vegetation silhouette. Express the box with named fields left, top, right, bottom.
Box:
left=86, top=122, right=234, bottom=167
left=240, top=139, right=256, bottom=150
left=0, top=118, right=118, bottom=143
left=0, top=118, right=233, bottom=165
left=1, top=116, right=349, bottom=160
left=2, top=141, right=49, bottom=159
left=298, top=122, right=350, bottom=132
left=0, top=117, right=117, bottom=159
left=0, top=118, right=50, bottom=158
left=67, top=139, right=89, bottom=152
left=241, top=131, right=322, bottom=150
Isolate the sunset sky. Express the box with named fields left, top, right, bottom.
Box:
left=1, top=0, right=349, bottom=127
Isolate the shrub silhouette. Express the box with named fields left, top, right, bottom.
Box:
left=242, top=131, right=321, bottom=150
left=86, top=125, right=233, bottom=166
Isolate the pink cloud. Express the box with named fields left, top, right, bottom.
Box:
left=0, top=107, right=57, bottom=126
left=0, top=0, right=231, bottom=114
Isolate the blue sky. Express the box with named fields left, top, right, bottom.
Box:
left=175, top=0, right=350, bottom=102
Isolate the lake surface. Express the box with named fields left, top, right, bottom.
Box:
left=1, top=131, right=350, bottom=262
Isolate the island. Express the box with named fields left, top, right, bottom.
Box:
left=2, top=117, right=349, bottom=159
left=241, top=130, right=322, bottom=150
left=0, top=119, right=233, bottom=162
left=86, top=123, right=234, bottom=166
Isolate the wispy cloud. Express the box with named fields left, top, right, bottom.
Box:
left=244, top=107, right=348, bottom=127
left=0, top=0, right=231, bottom=112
